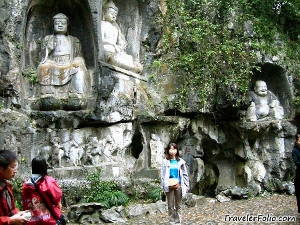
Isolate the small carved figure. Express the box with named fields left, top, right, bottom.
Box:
left=101, top=0, right=143, bottom=73
left=3, top=135, right=18, bottom=154
left=50, top=136, right=65, bottom=167
left=84, top=138, right=95, bottom=165
left=150, top=134, right=159, bottom=168
left=103, top=136, right=114, bottom=161
left=85, top=137, right=102, bottom=165
left=37, top=13, right=90, bottom=99
left=246, top=80, right=284, bottom=121
left=69, top=142, right=84, bottom=167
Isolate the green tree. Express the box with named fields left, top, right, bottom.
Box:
left=158, top=0, right=300, bottom=113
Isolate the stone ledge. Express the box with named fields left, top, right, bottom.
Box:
left=100, top=61, right=147, bottom=81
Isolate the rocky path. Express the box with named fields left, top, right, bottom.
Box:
left=124, top=194, right=298, bottom=225
left=67, top=194, right=299, bottom=224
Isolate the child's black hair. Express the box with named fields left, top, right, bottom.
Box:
left=0, top=150, right=18, bottom=169
left=32, top=156, right=48, bottom=176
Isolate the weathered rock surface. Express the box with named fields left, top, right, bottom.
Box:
left=0, top=1, right=298, bottom=221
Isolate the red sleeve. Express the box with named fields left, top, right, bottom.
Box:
left=39, top=175, right=62, bottom=206
left=7, top=183, right=20, bottom=214
left=0, top=183, right=18, bottom=224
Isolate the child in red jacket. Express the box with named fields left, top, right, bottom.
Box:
left=0, top=150, right=29, bottom=225
left=22, top=156, right=63, bottom=225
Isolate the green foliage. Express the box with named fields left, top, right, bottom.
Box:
left=152, top=60, right=163, bottom=69
left=10, top=177, right=23, bottom=210
left=149, top=73, right=156, bottom=81
left=149, top=188, right=163, bottom=202
left=22, top=67, right=37, bottom=83
left=160, top=0, right=300, bottom=111
left=81, top=169, right=129, bottom=209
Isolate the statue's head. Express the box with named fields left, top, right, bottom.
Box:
left=103, top=0, right=118, bottom=12
left=53, top=13, right=69, bottom=34
left=53, top=13, right=69, bottom=23
left=103, top=0, right=118, bottom=22
left=254, top=80, right=268, bottom=97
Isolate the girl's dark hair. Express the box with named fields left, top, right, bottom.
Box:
left=0, top=150, right=18, bottom=169
left=164, top=143, right=180, bottom=161
left=32, top=156, right=48, bottom=176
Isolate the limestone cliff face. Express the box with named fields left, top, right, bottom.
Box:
left=0, top=0, right=298, bottom=201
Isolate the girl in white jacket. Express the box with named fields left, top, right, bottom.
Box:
left=161, top=143, right=189, bottom=225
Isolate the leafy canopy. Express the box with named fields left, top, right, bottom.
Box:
left=159, top=0, right=300, bottom=111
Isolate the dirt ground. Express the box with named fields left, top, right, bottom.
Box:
left=118, top=194, right=298, bottom=225
left=68, top=194, right=299, bottom=224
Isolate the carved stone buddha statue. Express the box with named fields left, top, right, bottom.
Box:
left=37, top=13, right=91, bottom=104
left=246, top=80, right=284, bottom=121
left=101, top=0, right=143, bottom=73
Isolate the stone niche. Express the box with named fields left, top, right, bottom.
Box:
left=22, top=0, right=97, bottom=111
left=248, top=63, right=293, bottom=119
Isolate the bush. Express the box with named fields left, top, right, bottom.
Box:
left=149, top=188, right=163, bottom=202
left=81, top=169, right=129, bottom=209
